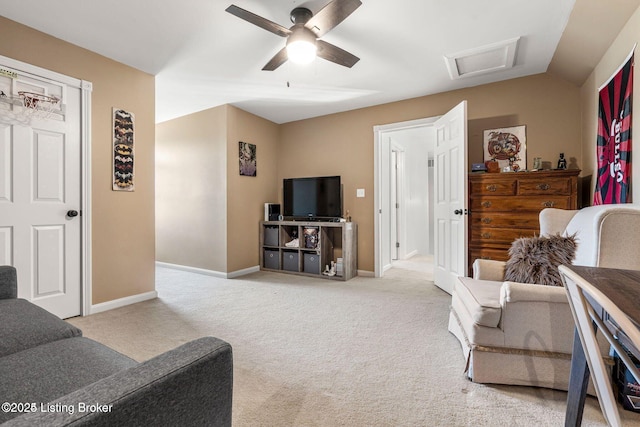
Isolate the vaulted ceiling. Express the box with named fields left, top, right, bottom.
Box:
left=1, top=0, right=638, bottom=124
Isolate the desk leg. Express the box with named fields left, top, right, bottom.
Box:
left=565, top=328, right=591, bottom=427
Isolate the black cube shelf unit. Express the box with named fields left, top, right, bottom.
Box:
left=260, top=220, right=357, bottom=281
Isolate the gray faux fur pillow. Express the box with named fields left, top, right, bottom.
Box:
left=504, top=234, right=577, bottom=286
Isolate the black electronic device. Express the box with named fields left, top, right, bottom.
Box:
left=264, top=203, right=281, bottom=221
left=283, top=176, right=342, bottom=221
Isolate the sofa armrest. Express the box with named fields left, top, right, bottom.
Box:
left=6, top=337, right=233, bottom=427
left=472, top=259, right=506, bottom=281
left=0, top=266, right=17, bottom=299
left=500, top=281, right=568, bottom=304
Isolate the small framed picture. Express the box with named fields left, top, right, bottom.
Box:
left=239, top=141, right=256, bottom=176
left=483, top=125, right=526, bottom=172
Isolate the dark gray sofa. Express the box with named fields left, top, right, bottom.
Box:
left=0, top=266, right=233, bottom=426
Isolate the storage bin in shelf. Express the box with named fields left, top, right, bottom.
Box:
left=282, top=250, right=299, bottom=272
left=263, top=249, right=280, bottom=270
left=263, top=225, right=279, bottom=247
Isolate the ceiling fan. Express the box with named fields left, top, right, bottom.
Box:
left=225, top=0, right=362, bottom=71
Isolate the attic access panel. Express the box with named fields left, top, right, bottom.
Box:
left=445, top=37, right=520, bottom=79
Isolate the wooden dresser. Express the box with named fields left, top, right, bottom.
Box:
left=468, top=169, right=579, bottom=274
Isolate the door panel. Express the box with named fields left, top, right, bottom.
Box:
left=33, top=225, right=65, bottom=297
left=34, top=130, right=65, bottom=201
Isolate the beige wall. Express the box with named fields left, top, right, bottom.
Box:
left=580, top=5, right=640, bottom=204
left=226, top=106, right=280, bottom=273
left=156, top=106, right=228, bottom=272
left=0, top=17, right=156, bottom=304
left=156, top=105, right=280, bottom=274
left=279, top=73, right=583, bottom=272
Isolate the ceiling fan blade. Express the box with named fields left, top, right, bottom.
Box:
left=316, top=40, right=359, bottom=68
left=226, top=5, right=291, bottom=38
left=305, top=0, right=362, bottom=37
left=262, top=47, right=289, bottom=71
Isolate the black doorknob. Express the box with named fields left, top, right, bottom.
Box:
left=454, top=209, right=463, bottom=215
left=67, top=210, right=79, bottom=217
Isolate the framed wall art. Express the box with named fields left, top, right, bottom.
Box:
left=483, top=125, right=526, bottom=172
left=113, top=108, right=135, bottom=191
left=239, top=141, right=256, bottom=176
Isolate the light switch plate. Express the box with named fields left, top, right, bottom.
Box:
left=356, top=188, right=365, bottom=198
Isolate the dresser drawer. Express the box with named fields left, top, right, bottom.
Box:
left=469, top=178, right=517, bottom=196
left=471, top=226, right=537, bottom=244
left=470, top=195, right=574, bottom=212
left=469, top=247, right=511, bottom=264
left=517, top=176, right=575, bottom=196
left=470, top=212, right=539, bottom=229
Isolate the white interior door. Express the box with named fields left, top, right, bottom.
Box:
left=433, top=101, right=468, bottom=294
left=0, top=63, right=82, bottom=318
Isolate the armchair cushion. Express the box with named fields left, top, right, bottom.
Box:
left=504, top=234, right=577, bottom=286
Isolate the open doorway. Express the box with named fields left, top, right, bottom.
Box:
left=373, top=117, right=438, bottom=278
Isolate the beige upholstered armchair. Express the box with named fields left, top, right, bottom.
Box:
left=448, top=205, right=640, bottom=390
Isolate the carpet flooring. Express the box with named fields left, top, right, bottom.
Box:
left=69, top=263, right=640, bottom=426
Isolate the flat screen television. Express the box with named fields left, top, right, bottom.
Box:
left=283, top=176, right=342, bottom=221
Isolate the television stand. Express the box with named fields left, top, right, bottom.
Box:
left=260, top=220, right=357, bottom=281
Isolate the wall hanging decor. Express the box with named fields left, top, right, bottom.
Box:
left=239, top=141, right=257, bottom=176
left=483, top=125, right=526, bottom=172
left=594, top=46, right=634, bottom=205
left=112, top=108, right=135, bottom=191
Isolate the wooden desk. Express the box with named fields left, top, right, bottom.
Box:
left=563, top=266, right=640, bottom=426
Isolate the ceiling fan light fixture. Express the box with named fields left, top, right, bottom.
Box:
left=286, top=27, right=317, bottom=65
left=287, top=40, right=317, bottom=64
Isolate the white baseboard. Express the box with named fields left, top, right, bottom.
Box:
left=227, top=265, right=260, bottom=278
left=90, top=290, right=158, bottom=315
left=155, top=261, right=260, bottom=279
left=404, top=250, right=418, bottom=259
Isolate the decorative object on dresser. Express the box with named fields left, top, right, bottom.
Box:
left=467, top=169, right=579, bottom=275
left=483, top=125, right=526, bottom=172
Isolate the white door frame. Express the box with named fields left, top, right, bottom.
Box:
left=1, top=54, right=93, bottom=316
left=373, top=116, right=438, bottom=278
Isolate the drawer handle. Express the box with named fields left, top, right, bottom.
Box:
left=481, top=217, right=492, bottom=224
left=486, top=184, right=497, bottom=192
left=536, top=183, right=550, bottom=190
left=542, top=201, right=556, bottom=208
left=482, top=201, right=492, bottom=208
left=481, top=232, right=492, bottom=239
